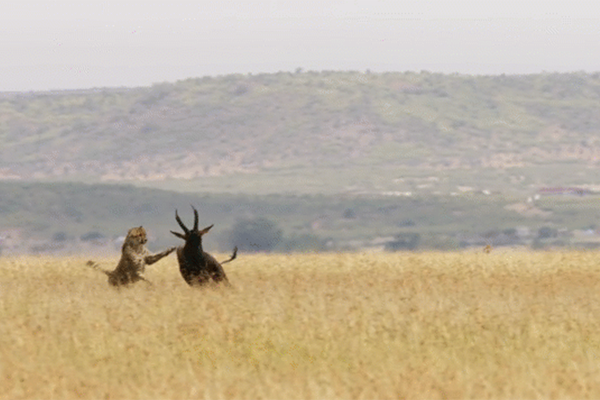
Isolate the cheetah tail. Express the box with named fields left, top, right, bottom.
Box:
left=85, top=260, right=112, bottom=276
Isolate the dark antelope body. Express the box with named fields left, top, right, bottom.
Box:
left=171, top=207, right=237, bottom=287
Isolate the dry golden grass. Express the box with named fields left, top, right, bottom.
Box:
left=2, top=251, right=600, bottom=399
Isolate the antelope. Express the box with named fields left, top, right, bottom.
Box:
left=171, top=207, right=237, bottom=287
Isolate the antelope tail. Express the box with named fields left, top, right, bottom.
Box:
left=221, top=246, right=238, bottom=265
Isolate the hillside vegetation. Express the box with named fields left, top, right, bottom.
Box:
left=3, top=181, right=600, bottom=255
left=2, top=71, right=600, bottom=194
left=3, top=252, right=600, bottom=399
left=0, top=181, right=518, bottom=254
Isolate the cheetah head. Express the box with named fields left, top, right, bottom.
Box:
left=125, top=226, right=148, bottom=247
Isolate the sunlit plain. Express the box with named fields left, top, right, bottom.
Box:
left=2, top=251, right=600, bottom=399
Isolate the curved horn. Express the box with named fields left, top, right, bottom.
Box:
left=170, top=230, right=186, bottom=240
left=192, top=206, right=199, bottom=231
left=199, top=224, right=214, bottom=235
left=175, top=210, right=189, bottom=234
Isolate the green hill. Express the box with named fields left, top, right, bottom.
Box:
left=2, top=71, right=600, bottom=194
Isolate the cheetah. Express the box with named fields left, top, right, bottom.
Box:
left=87, top=226, right=176, bottom=287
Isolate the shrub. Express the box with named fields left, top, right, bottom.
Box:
left=229, top=217, right=282, bottom=253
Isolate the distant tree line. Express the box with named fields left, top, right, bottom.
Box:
left=227, top=217, right=328, bottom=253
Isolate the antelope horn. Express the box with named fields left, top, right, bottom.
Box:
left=170, top=230, right=186, bottom=240
left=175, top=210, right=189, bottom=234
left=192, top=206, right=199, bottom=231
left=199, top=224, right=214, bottom=235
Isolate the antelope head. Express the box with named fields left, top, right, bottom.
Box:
left=171, top=207, right=213, bottom=249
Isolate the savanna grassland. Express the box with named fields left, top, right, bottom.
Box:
left=2, top=251, right=600, bottom=399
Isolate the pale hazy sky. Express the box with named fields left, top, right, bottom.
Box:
left=2, top=0, right=600, bottom=91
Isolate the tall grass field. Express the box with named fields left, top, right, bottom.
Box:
left=2, top=251, right=600, bottom=399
